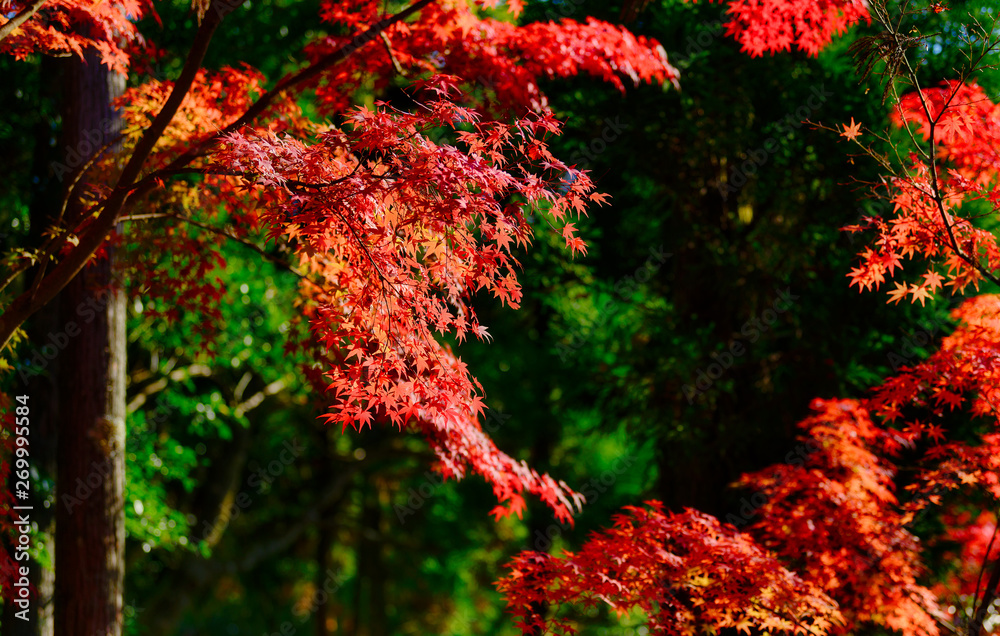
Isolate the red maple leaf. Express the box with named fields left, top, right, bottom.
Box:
left=841, top=117, right=863, bottom=141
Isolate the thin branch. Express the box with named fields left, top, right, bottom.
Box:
left=380, top=31, right=406, bottom=76
left=57, top=133, right=126, bottom=228
left=0, top=0, right=47, bottom=43
left=169, top=212, right=311, bottom=281
left=971, top=552, right=1000, bottom=636
left=869, top=0, right=1000, bottom=288
left=973, top=515, right=1000, bottom=628
left=146, top=0, right=436, bottom=182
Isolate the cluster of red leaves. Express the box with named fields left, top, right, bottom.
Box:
left=496, top=371, right=991, bottom=633
left=736, top=398, right=942, bottom=636
left=872, top=360, right=1000, bottom=523
left=870, top=294, right=1000, bottom=429
left=894, top=81, right=1000, bottom=187
left=285, top=303, right=587, bottom=524
left=846, top=82, right=1000, bottom=304
left=308, top=0, right=679, bottom=114
left=497, top=502, right=843, bottom=636
left=686, top=0, right=868, bottom=57
left=206, top=76, right=596, bottom=521
left=844, top=165, right=1000, bottom=302
left=0, top=0, right=153, bottom=73
left=414, top=392, right=586, bottom=524
left=117, top=65, right=306, bottom=168
left=863, top=295, right=1000, bottom=529
left=901, top=433, right=1000, bottom=515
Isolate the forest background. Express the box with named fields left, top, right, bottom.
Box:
left=1, top=0, right=999, bottom=634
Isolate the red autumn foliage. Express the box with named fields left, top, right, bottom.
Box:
left=735, top=399, right=942, bottom=636
left=846, top=82, right=1000, bottom=304
left=497, top=10, right=1000, bottom=636
left=6, top=0, right=1000, bottom=632
left=0, top=0, right=677, bottom=524
left=685, top=0, right=868, bottom=57
left=869, top=294, right=1000, bottom=430
left=0, top=0, right=153, bottom=73
left=497, top=400, right=944, bottom=636
left=932, top=509, right=999, bottom=601
left=497, top=503, right=843, bottom=636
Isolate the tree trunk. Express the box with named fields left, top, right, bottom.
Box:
left=54, top=49, right=127, bottom=636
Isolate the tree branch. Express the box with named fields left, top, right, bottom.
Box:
left=971, top=554, right=1000, bottom=636
left=141, top=0, right=436, bottom=184
left=0, top=0, right=438, bottom=352
left=0, top=1, right=225, bottom=351
left=168, top=212, right=311, bottom=280
left=0, top=0, right=47, bottom=43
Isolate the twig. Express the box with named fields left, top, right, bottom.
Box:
left=0, top=0, right=47, bottom=43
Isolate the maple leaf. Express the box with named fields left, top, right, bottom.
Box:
left=937, top=113, right=967, bottom=140
left=491, top=493, right=527, bottom=521
left=887, top=281, right=909, bottom=304
left=910, top=284, right=933, bottom=306
left=841, top=117, right=863, bottom=141
left=925, top=424, right=946, bottom=444
left=922, top=270, right=945, bottom=292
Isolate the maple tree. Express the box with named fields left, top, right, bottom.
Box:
left=494, top=2, right=1000, bottom=636
left=0, top=0, right=681, bottom=629
left=0, top=0, right=679, bottom=514
left=4, top=0, right=1000, bottom=633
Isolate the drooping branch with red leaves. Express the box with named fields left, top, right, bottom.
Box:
left=0, top=0, right=153, bottom=73
left=0, top=0, right=680, bottom=524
